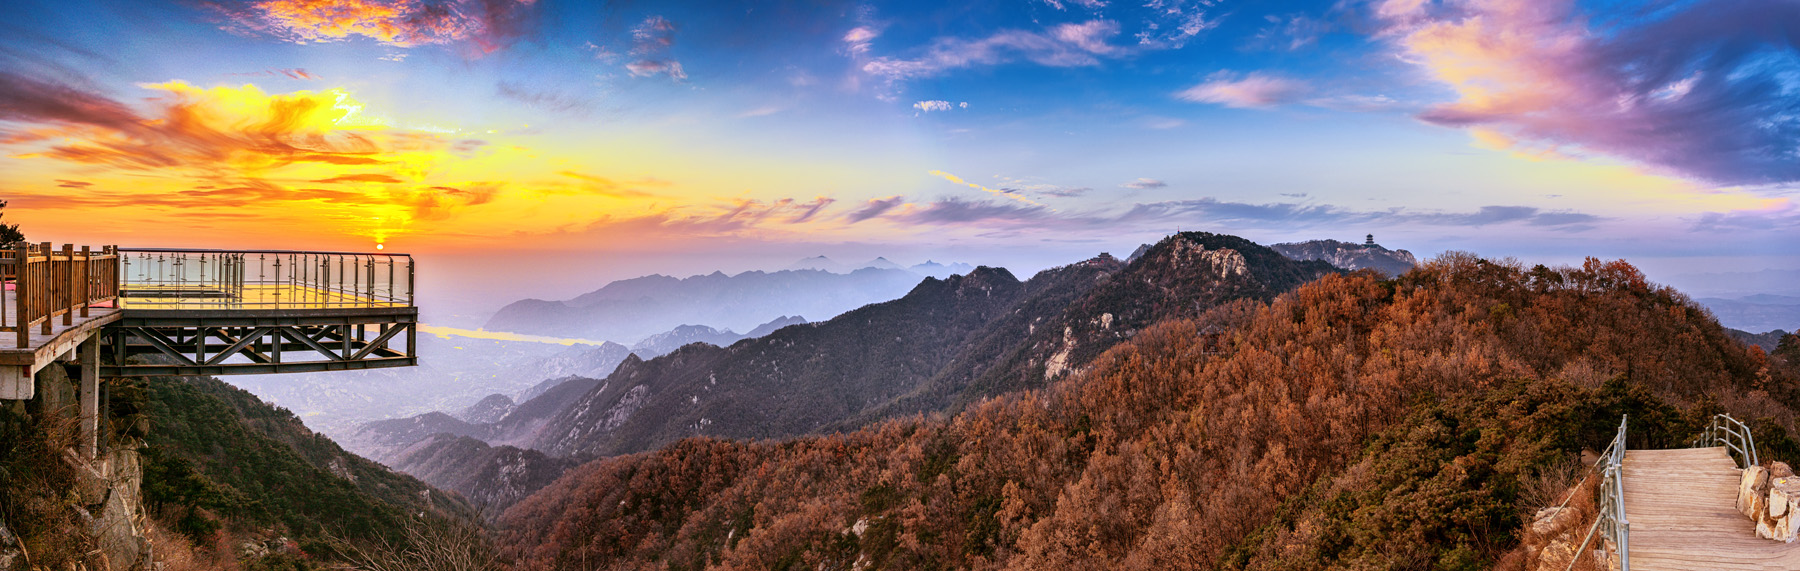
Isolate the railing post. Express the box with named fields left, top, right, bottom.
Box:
left=14, top=243, right=27, bottom=349
left=60, top=244, right=73, bottom=327
left=39, top=242, right=51, bottom=335
left=79, top=245, right=90, bottom=318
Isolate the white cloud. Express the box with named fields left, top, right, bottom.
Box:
left=913, top=100, right=970, bottom=113
left=861, top=20, right=1124, bottom=82
left=843, top=26, right=878, bottom=54
left=1177, top=72, right=1310, bottom=108
left=1122, top=178, right=1168, bottom=189
left=1040, top=0, right=1108, bottom=9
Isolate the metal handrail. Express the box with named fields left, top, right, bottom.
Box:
left=116, top=247, right=412, bottom=257
left=1599, top=414, right=1631, bottom=571
left=1569, top=414, right=1631, bottom=571
left=1692, top=413, right=1758, bottom=469
left=114, top=248, right=413, bottom=310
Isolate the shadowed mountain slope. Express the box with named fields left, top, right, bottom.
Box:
left=530, top=266, right=1030, bottom=457
left=138, top=375, right=473, bottom=552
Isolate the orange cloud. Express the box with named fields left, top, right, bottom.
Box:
left=313, top=173, right=404, bottom=183
left=928, top=170, right=1044, bottom=207
left=227, top=0, right=536, bottom=51
left=9, top=79, right=398, bottom=174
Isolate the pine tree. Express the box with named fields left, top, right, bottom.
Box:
left=0, top=200, right=23, bottom=246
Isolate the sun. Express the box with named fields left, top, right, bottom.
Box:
left=376, top=243, right=384, bottom=250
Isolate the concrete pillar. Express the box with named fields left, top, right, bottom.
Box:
left=79, top=333, right=99, bottom=459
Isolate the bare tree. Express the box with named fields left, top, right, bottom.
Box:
left=323, top=517, right=499, bottom=571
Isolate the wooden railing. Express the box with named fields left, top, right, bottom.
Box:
left=1, top=243, right=121, bottom=348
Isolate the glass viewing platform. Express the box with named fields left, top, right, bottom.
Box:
left=0, top=244, right=418, bottom=394
left=117, top=249, right=412, bottom=312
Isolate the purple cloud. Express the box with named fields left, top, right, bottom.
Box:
left=846, top=196, right=905, bottom=223
left=1385, top=0, right=1800, bottom=185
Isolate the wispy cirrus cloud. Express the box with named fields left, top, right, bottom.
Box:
left=496, top=81, right=590, bottom=115
left=845, top=196, right=905, bottom=222
left=842, top=26, right=878, bottom=55
left=1381, top=0, right=1800, bottom=186
left=845, top=195, right=1609, bottom=236
left=929, top=170, right=1043, bottom=206
left=313, top=173, right=403, bottom=184
left=625, top=16, right=685, bottom=81
left=859, top=20, right=1126, bottom=82
left=227, top=68, right=321, bottom=80
left=993, top=175, right=1090, bottom=199
left=1039, top=0, right=1107, bottom=10
left=214, top=0, right=537, bottom=52
left=895, top=196, right=1048, bottom=225
left=1252, top=14, right=1329, bottom=51
left=5, top=180, right=494, bottom=215
left=1122, top=178, right=1167, bottom=189
left=1177, top=71, right=1311, bottom=108
left=1690, top=201, right=1800, bottom=233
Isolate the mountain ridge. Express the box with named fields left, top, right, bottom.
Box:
left=485, top=267, right=921, bottom=341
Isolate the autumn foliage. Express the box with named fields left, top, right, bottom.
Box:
left=494, top=254, right=1797, bottom=570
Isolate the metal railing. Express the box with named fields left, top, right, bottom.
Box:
left=1568, top=414, right=1630, bottom=571
left=1692, top=413, right=1758, bottom=469
left=117, top=249, right=412, bottom=311
left=1, top=243, right=121, bottom=348
left=1598, top=415, right=1631, bottom=571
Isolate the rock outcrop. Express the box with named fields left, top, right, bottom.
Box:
left=1739, top=461, right=1800, bottom=542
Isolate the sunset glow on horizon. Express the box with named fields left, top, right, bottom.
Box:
left=2, top=0, right=1795, bottom=299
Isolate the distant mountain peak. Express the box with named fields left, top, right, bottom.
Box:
left=1270, top=238, right=1418, bottom=278
left=910, top=259, right=976, bottom=279
left=859, top=257, right=904, bottom=270
left=487, top=265, right=925, bottom=341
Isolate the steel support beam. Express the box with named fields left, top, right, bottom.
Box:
left=101, top=317, right=415, bottom=377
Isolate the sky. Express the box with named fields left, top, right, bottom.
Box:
left=1, top=0, right=1795, bottom=310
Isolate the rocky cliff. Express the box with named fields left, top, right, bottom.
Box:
left=1271, top=238, right=1418, bottom=277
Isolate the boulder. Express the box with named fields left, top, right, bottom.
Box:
left=1741, top=465, right=1770, bottom=518
left=1531, top=505, right=1583, bottom=537
left=1755, top=473, right=1800, bottom=542
left=1735, top=464, right=1764, bottom=518
left=1773, top=462, right=1795, bottom=478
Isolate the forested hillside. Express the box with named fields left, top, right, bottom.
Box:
left=137, top=374, right=481, bottom=564
left=493, top=254, right=1799, bottom=570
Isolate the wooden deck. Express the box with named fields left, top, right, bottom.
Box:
left=0, top=288, right=119, bottom=399
left=1623, top=447, right=1800, bottom=570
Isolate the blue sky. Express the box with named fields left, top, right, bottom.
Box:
left=1, top=0, right=1795, bottom=302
